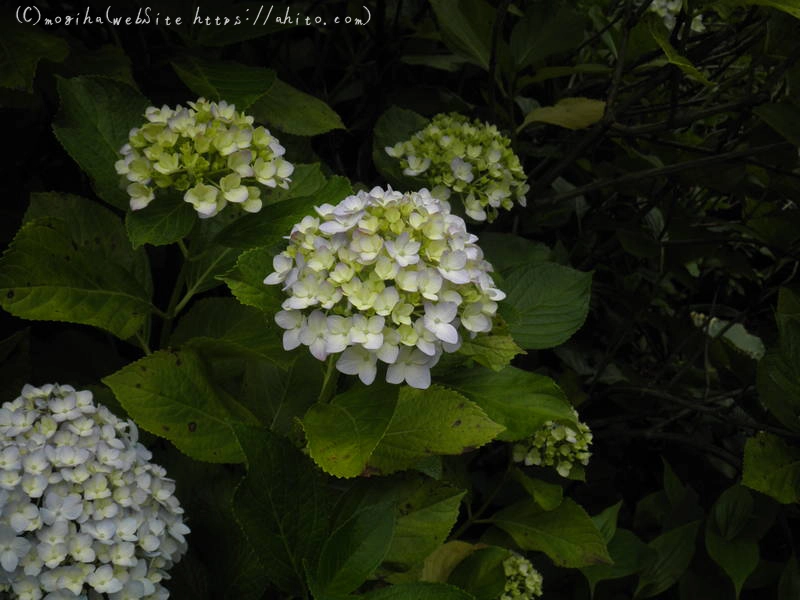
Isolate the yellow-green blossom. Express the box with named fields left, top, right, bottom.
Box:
left=265, top=187, right=506, bottom=389
left=385, top=113, right=528, bottom=223
left=116, top=98, right=293, bottom=218
left=501, top=553, right=543, bottom=600
left=512, top=410, right=593, bottom=477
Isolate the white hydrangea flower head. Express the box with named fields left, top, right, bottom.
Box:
left=512, top=410, right=593, bottom=478
left=500, top=553, right=543, bottom=600
left=0, top=384, right=189, bottom=599
left=648, top=0, right=705, bottom=32
left=384, top=113, right=528, bottom=223
left=116, top=98, right=294, bottom=218
left=264, top=186, right=506, bottom=389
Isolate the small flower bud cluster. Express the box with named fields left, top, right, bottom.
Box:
left=0, top=384, right=189, bottom=599
left=649, top=0, right=705, bottom=32
left=264, top=186, right=506, bottom=389
left=512, top=412, right=593, bottom=478
left=500, top=553, right=543, bottom=600
left=115, top=98, right=294, bottom=218
left=385, top=113, right=528, bottom=223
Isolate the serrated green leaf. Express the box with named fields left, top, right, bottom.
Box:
left=221, top=246, right=284, bottom=313
left=303, top=383, right=399, bottom=478
left=447, top=546, right=509, bottom=600
left=52, top=76, right=150, bottom=209
left=500, top=262, right=592, bottom=349
left=103, top=349, right=259, bottom=463
left=635, top=521, right=701, bottom=598
left=232, top=425, right=332, bottom=596
left=757, top=344, right=800, bottom=433
left=593, top=501, right=623, bottom=544
left=742, top=432, right=800, bottom=503
left=250, top=78, right=344, bottom=136
left=581, top=529, right=650, bottom=598
left=511, top=468, right=564, bottom=511
left=265, top=163, right=327, bottom=205
left=316, top=503, right=396, bottom=596
left=366, top=385, right=504, bottom=476
left=441, top=366, right=577, bottom=442
left=0, top=20, right=68, bottom=92
left=477, top=233, right=551, bottom=274
left=362, top=582, right=475, bottom=600
left=492, top=498, right=612, bottom=567
left=457, top=334, right=525, bottom=371
left=519, top=97, right=606, bottom=131
left=420, top=541, right=479, bottom=583
left=215, top=175, right=352, bottom=248
left=0, top=208, right=153, bottom=340
left=171, top=56, right=276, bottom=110
left=705, top=519, right=759, bottom=598
left=125, top=194, right=197, bottom=248
left=429, top=0, right=495, bottom=70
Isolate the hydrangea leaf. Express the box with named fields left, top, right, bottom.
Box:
left=265, top=163, right=327, bottom=205
left=103, top=349, right=261, bottom=463
left=429, top=0, right=495, bottom=70
left=420, top=541, right=480, bottom=583
left=250, top=77, right=345, bottom=136
left=580, top=529, right=650, bottom=597
left=646, top=14, right=713, bottom=86
left=457, top=334, right=525, bottom=371
left=365, top=386, right=504, bottom=476
left=491, top=498, right=612, bottom=568
left=441, top=366, right=578, bottom=442
left=519, top=97, right=606, bottom=132
left=232, top=425, right=332, bottom=597
left=171, top=297, right=288, bottom=368
left=362, top=582, right=475, bottom=600
left=221, top=246, right=285, bottom=313
left=0, top=205, right=153, bottom=341
left=315, top=503, right=396, bottom=596
left=303, top=383, right=400, bottom=478
left=477, top=233, right=551, bottom=273
left=171, top=56, right=276, bottom=110
left=756, top=340, right=800, bottom=433
left=215, top=175, right=352, bottom=248
left=500, top=262, right=592, bottom=350
left=447, top=546, right=509, bottom=600
left=373, top=106, right=430, bottom=187
left=125, top=193, right=197, bottom=248
left=52, top=76, right=150, bottom=209
left=511, top=468, right=564, bottom=512
left=0, top=20, right=69, bottom=92
left=742, top=432, right=800, bottom=504
left=635, top=521, right=701, bottom=598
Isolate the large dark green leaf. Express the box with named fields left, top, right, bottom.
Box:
left=491, top=498, right=611, bottom=567
left=742, top=432, right=800, bottom=504
left=499, top=262, right=592, bottom=349
left=250, top=78, right=345, bottom=136
left=440, top=366, right=577, bottom=441
left=171, top=56, right=276, bottom=110
left=232, top=425, right=332, bottom=596
left=0, top=19, right=68, bottom=91
left=429, top=0, right=496, bottom=70
left=0, top=195, right=153, bottom=340
left=52, top=76, right=150, bottom=209
left=510, top=4, right=585, bottom=68
left=125, top=194, right=197, bottom=248
left=103, top=349, right=260, bottom=463
left=635, top=521, right=701, bottom=598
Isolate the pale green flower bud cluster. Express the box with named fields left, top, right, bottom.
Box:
left=500, top=553, right=543, bottom=600
left=115, top=98, right=294, bottom=218
left=264, top=186, right=506, bottom=389
left=385, top=113, right=528, bottom=223
left=649, top=0, right=705, bottom=32
left=0, top=384, right=188, bottom=599
left=512, top=411, right=593, bottom=478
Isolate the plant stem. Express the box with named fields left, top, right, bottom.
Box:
left=318, top=356, right=339, bottom=403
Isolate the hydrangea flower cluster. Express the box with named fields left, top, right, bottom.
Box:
left=512, top=412, right=593, bottom=477
left=384, top=113, right=528, bottom=223
left=264, top=186, right=506, bottom=389
left=115, top=98, right=294, bottom=218
left=649, top=0, right=705, bottom=32
left=500, top=553, right=543, bottom=600
left=0, top=384, right=189, bottom=599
